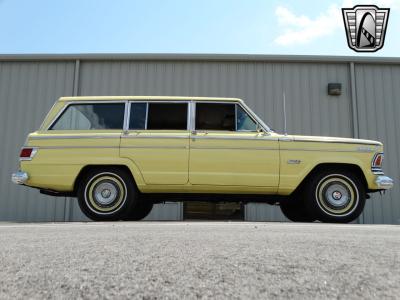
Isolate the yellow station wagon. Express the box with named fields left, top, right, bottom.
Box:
left=12, top=96, right=393, bottom=222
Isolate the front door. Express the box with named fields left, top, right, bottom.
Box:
left=189, top=102, right=279, bottom=188
left=120, top=101, right=190, bottom=185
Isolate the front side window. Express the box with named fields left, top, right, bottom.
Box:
left=196, top=103, right=235, bottom=131
left=236, top=105, right=257, bottom=131
left=50, top=103, right=125, bottom=130
left=147, top=103, right=188, bottom=130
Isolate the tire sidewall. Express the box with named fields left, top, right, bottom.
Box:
left=305, top=169, right=366, bottom=223
left=78, top=168, right=137, bottom=221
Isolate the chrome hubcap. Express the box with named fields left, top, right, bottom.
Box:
left=94, top=182, right=118, bottom=205
left=325, top=183, right=350, bottom=207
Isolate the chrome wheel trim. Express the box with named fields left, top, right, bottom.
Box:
left=84, top=172, right=127, bottom=215
left=315, top=174, right=359, bottom=217
left=94, top=182, right=118, bottom=205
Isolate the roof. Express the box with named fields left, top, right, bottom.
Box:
left=59, top=96, right=242, bottom=102
left=1, top=53, right=400, bottom=65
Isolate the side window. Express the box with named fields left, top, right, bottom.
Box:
left=50, top=103, right=125, bottom=130
left=129, top=103, right=147, bottom=130
left=147, top=103, right=188, bottom=130
left=236, top=105, right=257, bottom=131
left=196, top=103, right=235, bottom=131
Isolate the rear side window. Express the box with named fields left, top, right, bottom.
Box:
left=196, top=103, right=235, bottom=131
left=147, top=103, right=188, bottom=130
left=50, top=103, right=125, bottom=130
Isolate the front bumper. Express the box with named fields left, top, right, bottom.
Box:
left=11, top=171, right=29, bottom=185
left=375, top=175, right=394, bottom=190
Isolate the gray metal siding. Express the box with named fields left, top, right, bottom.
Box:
left=0, top=61, right=75, bottom=221
left=355, top=64, right=400, bottom=224
left=0, top=56, right=398, bottom=224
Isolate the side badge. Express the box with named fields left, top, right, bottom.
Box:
left=287, top=159, right=301, bottom=164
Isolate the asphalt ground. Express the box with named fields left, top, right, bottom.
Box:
left=0, top=222, right=399, bottom=299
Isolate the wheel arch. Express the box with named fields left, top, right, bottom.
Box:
left=73, top=164, right=141, bottom=195
left=292, top=163, right=368, bottom=195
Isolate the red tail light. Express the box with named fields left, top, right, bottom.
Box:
left=19, top=147, right=37, bottom=161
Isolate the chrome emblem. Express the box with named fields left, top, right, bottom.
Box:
left=342, top=5, right=390, bottom=52
left=287, top=159, right=301, bottom=165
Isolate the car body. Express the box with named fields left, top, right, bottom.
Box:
left=12, top=96, right=393, bottom=222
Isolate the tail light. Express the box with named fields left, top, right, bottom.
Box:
left=371, top=153, right=384, bottom=174
left=19, top=147, right=38, bottom=161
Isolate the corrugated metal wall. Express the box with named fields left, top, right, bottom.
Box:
left=0, top=57, right=398, bottom=223
left=0, top=61, right=75, bottom=221
left=355, top=64, right=400, bottom=224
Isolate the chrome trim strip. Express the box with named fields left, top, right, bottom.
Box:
left=145, top=102, right=149, bottom=130
left=121, top=134, right=189, bottom=139
left=191, top=146, right=277, bottom=151
left=32, top=146, right=119, bottom=150
left=280, top=148, right=370, bottom=153
left=30, top=135, right=122, bottom=140
left=191, top=135, right=277, bottom=141
left=123, top=100, right=130, bottom=132
left=281, top=138, right=381, bottom=146
left=121, top=146, right=188, bottom=149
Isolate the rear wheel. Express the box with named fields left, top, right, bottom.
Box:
left=304, top=169, right=366, bottom=223
left=77, top=168, right=137, bottom=221
left=123, top=201, right=154, bottom=221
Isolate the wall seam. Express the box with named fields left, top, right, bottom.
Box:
left=64, top=59, right=80, bottom=222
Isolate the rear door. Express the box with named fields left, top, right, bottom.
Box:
left=120, top=101, right=190, bottom=185
left=189, top=102, right=279, bottom=188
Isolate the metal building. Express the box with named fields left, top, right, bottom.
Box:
left=0, top=54, right=398, bottom=224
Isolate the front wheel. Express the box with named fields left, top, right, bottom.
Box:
left=304, top=169, right=366, bottom=223
left=77, top=168, right=137, bottom=221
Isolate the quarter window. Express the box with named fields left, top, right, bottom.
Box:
left=129, top=103, right=147, bottom=130
left=147, top=103, right=188, bottom=130
left=50, top=103, right=125, bottom=130
left=236, top=105, right=257, bottom=131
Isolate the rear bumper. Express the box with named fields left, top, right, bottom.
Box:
left=11, top=171, right=29, bottom=185
left=375, top=175, right=394, bottom=190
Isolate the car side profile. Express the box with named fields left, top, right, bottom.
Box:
left=12, top=96, right=393, bottom=222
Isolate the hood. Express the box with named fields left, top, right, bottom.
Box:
left=288, top=135, right=382, bottom=146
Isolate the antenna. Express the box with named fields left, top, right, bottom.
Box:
left=283, top=92, right=287, bottom=135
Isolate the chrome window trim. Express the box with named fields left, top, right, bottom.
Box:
left=47, top=100, right=128, bottom=131
left=190, top=135, right=277, bottom=141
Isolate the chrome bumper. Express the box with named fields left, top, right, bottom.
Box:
left=375, top=175, right=394, bottom=190
left=11, top=171, right=29, bottom=185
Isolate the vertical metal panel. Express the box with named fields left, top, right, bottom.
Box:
left=0, top=61, right=75, bottom=222
left=355, top=64, right=400, bottom=224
